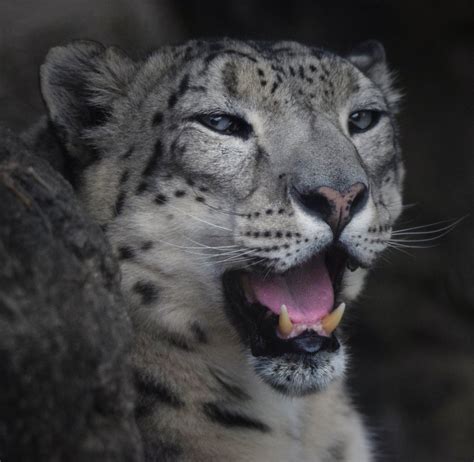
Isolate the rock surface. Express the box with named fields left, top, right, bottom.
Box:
left=0, top=128, right=143, bottom=461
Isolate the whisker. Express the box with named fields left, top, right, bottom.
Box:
left=387, top=242, right=438, bottom=249
left=164, top=202, right=233, bottom=232
left=180, top=235, right=240, bottom=250
left=391, top=217, right=465, bottom=240
left=240, top=257, right=268, bottom=270
left=152, top=238, right=243, bottom=257
left=204, top=250, right=256, bottom=259
left=392, top=229, right=455, bottom=236
left=211, top=250, right=259, bottom=265
left=378, top=253, right=393, bottom=265
left=385, top=245, right=415, bottom=258
left=194, top=248, right=258, bottom=261
left=183, top=245, right=247, bottom=256
left=390, top=234, right=454, bottom=243
left=188, top=185, right=247, bottom=218
left=387, top=246, right=415, bottom=258
left=150, top=238, right=258, bottom=263
left=263, top=262, right=275, bottom=281
left=197, top=198, right=247, bottom=217
left=401, top=202, right=418, bottom=209
left=392, top=216, right=466, bottom=234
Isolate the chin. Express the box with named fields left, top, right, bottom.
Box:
left=222, top=245, right=362, bottom=396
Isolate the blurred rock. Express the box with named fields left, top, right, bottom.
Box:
left=0, top=128, right=143, bottom=461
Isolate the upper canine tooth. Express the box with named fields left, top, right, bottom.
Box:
left=278, top=304, right=293, bottom=337
left=321, top=302, right=346, bottom=335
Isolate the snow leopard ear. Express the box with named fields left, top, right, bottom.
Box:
left=346, top=40, right=387, bottom=85
left=346, top=40, right=400, bottom=111
left=41, top=40, right=137, bottom=148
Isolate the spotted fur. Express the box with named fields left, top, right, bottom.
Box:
left=39, top=38, right=404, bottom=461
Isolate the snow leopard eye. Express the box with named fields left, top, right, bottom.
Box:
left=197, top=114, right=252, bottom=139
left=348, top=110, right=382, bottom=134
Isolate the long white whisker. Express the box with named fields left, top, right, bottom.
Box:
left=379, top=253, right=393, bottom=265
left=263, top=262, right=275, bottom=281
left=153, top=238, right=240, bottom=256
left=204, top=251, right=251, bottom=259
left=387, top=242, right=438, bottom=249
left=392, top=221, right=459, bottom=235
left=401, top=203, right=418, bottom=209
left=392, top=220, right=454, bottom=232
left=392, top=217, right=465, bottom=234
left=391, top=220, right=464, bottom=240
left=392, top=229, right=455, bottom=236
left=180, top=235, right=240, bottom=250
left=213, top=256, right=257, bottom=265
left=197, top=198, right=246, bottom=217
left=385, top=246, right=414, bottom=258
left=390, top=232, right=456, bottom=243
left=151, top=239, right=257, bottom=261
left=211, top=250, right=259, bottom=264
left=164, top=202, right=233, bottom=232
left=193, top=248, right=258, bottom=261
left=188, top=246, right=248, bottom=256
left=240, top=257, right=268, bottom=270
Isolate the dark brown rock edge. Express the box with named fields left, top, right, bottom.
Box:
left=0, top=127, right=143, bottom=461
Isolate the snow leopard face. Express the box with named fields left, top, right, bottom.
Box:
left=41, top=38, right=403, bottom=396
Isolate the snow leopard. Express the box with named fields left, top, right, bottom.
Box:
left=39, top=37, right=403, bottom=461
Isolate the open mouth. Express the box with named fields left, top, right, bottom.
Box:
left=222, top=246, right=354, bottom=359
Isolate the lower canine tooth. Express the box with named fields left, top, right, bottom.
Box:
left=321, top=302, right=346, bottom=335
left=278, top=304, right=293, bottom=337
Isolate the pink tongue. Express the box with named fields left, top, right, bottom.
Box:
left=248, top=255, right=334, bottom=324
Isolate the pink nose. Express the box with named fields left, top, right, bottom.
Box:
left=295, top=182, right=368, bottom=236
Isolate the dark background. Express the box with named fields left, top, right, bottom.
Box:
left=1, top=1, right=472, bottom=461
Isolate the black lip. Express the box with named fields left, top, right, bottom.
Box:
left=222, top=247, right=349, bottom=358
left=325, top=245, right=350, bottom=293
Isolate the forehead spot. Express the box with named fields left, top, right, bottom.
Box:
left=155, top=193, right=168, bottom=205
left=222, top=61, right=239, bottom=97
left=178, top=74, right=190, bottom=96
left=118, top=245, right=135, bottom=260
left=152, top=111, right=163, bottom=126
left=133, top=281, right=159, bottom=305
left=142, top=140, right=163, bottom=178
left=168, top=92, right=177, bottom=109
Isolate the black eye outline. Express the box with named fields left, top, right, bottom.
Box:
left=196, top=113, right=252, bottom=139
left=348, top=110, right=383, bottom=135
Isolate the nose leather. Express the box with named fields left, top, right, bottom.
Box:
left=316, top=183, right=367, bottom=235
left=294, top=182, right=368, bottom=236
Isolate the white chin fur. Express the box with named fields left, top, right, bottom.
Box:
left=341, top=267, right=368, bottom=302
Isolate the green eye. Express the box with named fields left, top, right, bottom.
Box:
left=348, top=110, right=382, bottom=134
left=198, top=114, right=252, bottom=139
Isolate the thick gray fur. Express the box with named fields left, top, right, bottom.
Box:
left=37, top=38, right=404, bottom=461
